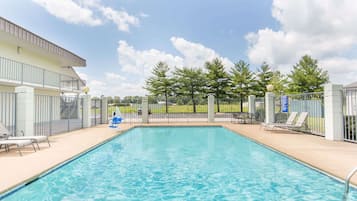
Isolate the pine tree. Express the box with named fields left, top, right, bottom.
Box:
left=145, top=62, right=173, bottom=113
left=205, top=58, right=230, bottom=112
left=288, top=55, right=329, bottom=93
left=173, top=67, right=206, bottom=113
left=230, top=60, right=255, bottom=112
left=256, top=62, right=274, bottom=97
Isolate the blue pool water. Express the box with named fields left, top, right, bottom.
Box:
left=1, top=126, right=357, bottom=200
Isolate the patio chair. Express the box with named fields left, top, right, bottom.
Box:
left=0, top=139, right=36, bottom=156
left=266, top=112, right=309, bottom=133
left=0, top=122, right=50, bottom=150
left=262, top=112, right=298, bottom=130
left=276, top=112, right=308, bottom=130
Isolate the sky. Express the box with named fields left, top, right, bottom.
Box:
left=1, top=0, right=357, bottom=97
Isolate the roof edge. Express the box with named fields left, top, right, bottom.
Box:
left=0, top=16, right=86, bottom=67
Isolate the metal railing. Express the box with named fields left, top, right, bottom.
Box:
left=278, top=92, right=325, bottom=136
left=0, top=56, right=84, bottom=91
left=343, top=166, right=357, bottom=201
left=255, top=97, right=265, bottom=122
left=0, top=92, right=16, bottom=135
left=343, top=87, right=357, bottom=142
left=91, top=98, right=102, bottom=126
left=34, top=95, right=83, bottom=136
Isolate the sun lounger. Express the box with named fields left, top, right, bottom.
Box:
left=0, top=139, right=36, bottom=156
left=0, top=122, right=50, bottom=150
left=275, top=112, right=308, bottom=130
left=262, top=112, right=298, bottom=130
left=7, top=136, right=50, bottom=149
left=265, top=112, right=308, bottom=133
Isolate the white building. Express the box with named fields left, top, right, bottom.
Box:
left=0, top=17, right=86, bottom=95
left=0, top=17, right=87, bottom=135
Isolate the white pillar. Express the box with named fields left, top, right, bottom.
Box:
left=248, top=95, right=256, bottom=115
left=324, top=84, right=344, bottom=141
left=142, top=96, right=149, bottom=123
left=82, top=95, right=91, bottom=128
left=101, top=97, right=108, bottom=124
left=15, top=86, right=34, bottom=136
left=265, top=92, right=275, bottom=124
left=208, top=94, right=215, bottom=122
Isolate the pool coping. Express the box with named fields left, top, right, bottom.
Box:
left=222, top=125, right=355, bottom=188
left=1, top=124, right=356, bottom=199
left=0, top=126, right=136, bottom=198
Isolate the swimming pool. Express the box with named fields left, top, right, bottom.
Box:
left=1, top=126, right=356, bottom=200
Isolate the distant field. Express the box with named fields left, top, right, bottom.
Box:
left=108, top=104, right=248, bottom=115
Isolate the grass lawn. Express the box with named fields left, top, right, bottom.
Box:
left=108, top=104, right=248, bottom=114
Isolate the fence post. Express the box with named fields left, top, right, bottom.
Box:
left=324, top=84, right=344, bottom=141
left=265, top=92, right=275, bottom=124
left=248, top=95, right=256, bottom=115
left=101, top=96, right=108, bottom=124
left=208, top=94, right=215, bottom=122
left=142, top=96, right=149, bottom=123
left=15, top=86, right=34, bottom=136
left=82, top=94, right=91, bottom=128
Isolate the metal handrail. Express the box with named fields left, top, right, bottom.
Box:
left=0, top=56, right=84, bottom=91
left=343, top=167, right=357, bottom=201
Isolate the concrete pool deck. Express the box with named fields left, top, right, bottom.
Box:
left=1, top=122, right=357, bottom=194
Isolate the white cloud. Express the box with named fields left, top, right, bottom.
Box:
left=33, top=0, right=139, bottom=32
left=83, top=37, right=234, bottom=97
left=117, top=40, right=184, bottom=76
left=87, top=79, right=107, bottom=96
left=81, top=72, right=145, bottom=97
left=105, top=72, right=126, bottom=81
left=118, top=37, right=233, bottom=78
left=77, top=72, right=88, bottom=81
left=246, top=0, right=357, bottom=84
left=32, top=0, right=102, bottom=26
left=170, top=37, right=234, bottom=68
left=99, top=6, right=139, bottom=32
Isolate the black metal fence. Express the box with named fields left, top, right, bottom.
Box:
left=34, top=95, right=83, bottom=136
left=0, top=92, right=16, bottom=135
left=255, top=97, right=265, bottom=122
left=91, top=98, right=102, bottom=126
left=277, top=92, right=325, bottom=136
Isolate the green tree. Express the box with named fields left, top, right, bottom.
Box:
left=269, top=70, right=288, bottom=95
left=205, top=58, right=230, bottom=112
left=173, top=67, right=206, bottom=113
left=288, top=55, right=329, bottom=93
left=255, top=62, right=274, bottom=97
left=230, top=60, right=255, bottom=112
left=145, top=62, right=173, bottom=113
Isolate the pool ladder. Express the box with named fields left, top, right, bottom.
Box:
left=343, top=167, right=357, bottom=201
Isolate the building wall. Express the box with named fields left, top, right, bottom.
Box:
left=0, top=41, right=79, bottom=78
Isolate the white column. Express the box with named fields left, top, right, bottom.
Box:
left=265, top=92, right=275, bottom=124
left=101, top=97, right=108, bottom=124
left=15, top=86, right=34, bottom=136
left=248, top=95, right=256, bottom=115
left=208, top=94, right=215, bottom=122
left=324, top=84, right=344, bottom=141
left=142, top=96, right=149, bottom=123
left=82, top=95, right=91, bottom=128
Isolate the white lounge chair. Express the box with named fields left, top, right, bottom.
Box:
left=0, top=123, right=50, bottom=150
left=0, top=139, right=36, bottom=156
left=262, top=112, right=298, bottom=130
left=276, top=112, right=308, bottom=130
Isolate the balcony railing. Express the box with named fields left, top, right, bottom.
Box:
left=0, top=56, right=85, bottom=92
